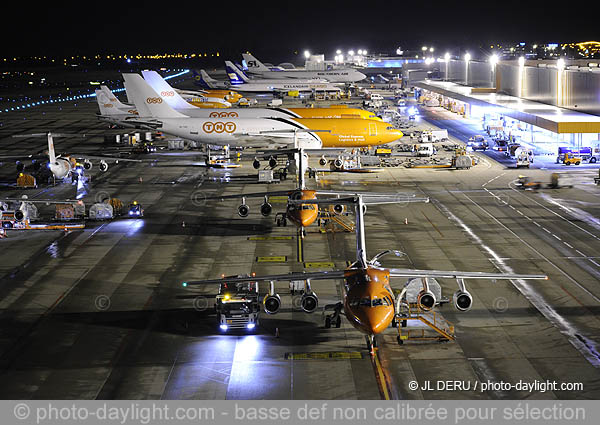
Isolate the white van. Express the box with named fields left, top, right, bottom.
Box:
left=416, top=143, right=435, bottom=157
left=370, top=93, right=384, bottom=101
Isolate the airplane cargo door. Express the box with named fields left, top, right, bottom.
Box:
left=369, top=123, right=377, bottom=136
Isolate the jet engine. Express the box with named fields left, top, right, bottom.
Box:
left=300, top=292, right=319, bottom=313
left=238, top=203, right=250, bottom=218
left=333, top=204, right=345, bottom=214
left=252, top=158, right=261, bottom=169
left=263, top=293, right=281, bottom=314
left=333, top=157, right=344, bottom=170
left=260, top=200, right=272, bottom=217
left=99, top=160, right=109, bottom=172
left=83, top=160, right=93, bottom=170
left=14, top=210, right=25, bottom=222
left=417, top=289, right=436, bottom=311
left=453, top=289, right=473, bottom=312
left=268, top=156, right=277, bottom=168
left=319, top=156, right=327, bottom=166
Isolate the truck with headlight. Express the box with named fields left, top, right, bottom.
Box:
left=215, top=277, right=260, bottom=331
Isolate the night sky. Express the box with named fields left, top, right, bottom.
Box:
left=3, top=1, right=598, bottom=61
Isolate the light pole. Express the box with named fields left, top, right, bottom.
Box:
left=464, top=53, right=471, bottom=85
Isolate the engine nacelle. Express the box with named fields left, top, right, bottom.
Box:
left=300, top=292, right=319, bottom=313
left=238, top=204, right=250, bottom=218
left=268, top=156, right=277, bottom=168
left=333, top=157, right=343, bottom=169
left=252, top=158, right=261, bottom=169
left=333, top=204, right=345, bottom=214
left=14, top=210, right=25, bottom=222
left=260, top=202, right=272, bottom=217
left=453, top=290, right=473, bottom=312
left=319, top=156, right=328, bottom=166
left=417, top=289, right=436, bottom=311
left=83, top=160, right=93, bottom=170
left=263, top=293, right=281, bottom=314
left=99, top=160, right=109, bottom=172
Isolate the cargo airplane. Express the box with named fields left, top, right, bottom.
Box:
left=242, top=53, right=367, bottom=83
left=182, top=195, right=548, bottom=351
left=1, top=132, right=141, bottom=178
left=121, top=73, right=403, bottom=149
left=209, top=149, right=397, bottom=232
left=224, top=62, right=342, bottom=94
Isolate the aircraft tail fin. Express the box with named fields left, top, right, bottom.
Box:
left=242, top=53, right=271, bottom=73
left=192, top=69, right=215, bottom=89
left=141, top=70, right=195, bottom=110
left=47, top=133, right=56, bottom=164
left=122, top=73, right=187, bottom=119
left=96, top=89, right=134, bottom=116
left=224, top=61, right=248, bottom=85
left=100, top=86, right=131, bottom=109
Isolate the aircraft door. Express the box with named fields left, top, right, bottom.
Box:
left=369, top=123, right=377, bottom=136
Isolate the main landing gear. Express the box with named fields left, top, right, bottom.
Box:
left=324, top=302, right=343, bottom=329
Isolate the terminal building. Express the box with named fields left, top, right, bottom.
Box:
left=406, top=58, right=600, bottom=158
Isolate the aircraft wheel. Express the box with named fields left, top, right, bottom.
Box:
left=325, top=316, right=331, bottom=329
left=335, top=316, right=341, bottom=328
left=397, top=336, right=403, bottom=345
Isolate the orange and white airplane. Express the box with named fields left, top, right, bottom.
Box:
left=211, top=149, right=402, bottom=231
left=182, top=195, right=548, bottom=351
left=122, top=73, right=403, bottom=149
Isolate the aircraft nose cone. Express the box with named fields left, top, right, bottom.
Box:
left=355, top=307, right=395, bottom=335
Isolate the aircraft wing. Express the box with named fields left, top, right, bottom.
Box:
left=388, top=268, right=548, bottom=280
left=0, top=154, right=47, bottom=161
left=1, top=197, right=83, bottom=205
left=206, top=190, right=294, bottom=201
left=69, top=154, right=142, bottom=163
left=290, top=194, right=430, bottom=206
left=183, top=270, right=348, bottom=287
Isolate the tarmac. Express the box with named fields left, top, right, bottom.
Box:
left=0, top=69, right=599, bottom=400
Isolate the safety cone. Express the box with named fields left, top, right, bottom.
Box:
left=404, top=218, right=408, bottom=225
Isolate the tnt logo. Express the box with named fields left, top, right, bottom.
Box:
left=209, top=112, right=239, bottom=118
left=160, top=91, right=175, bottom=97
left=146, top=97, right=162, bottom=104
left=202, top=122, right=236, bottom=133
left=103, top=104, right=113, bottom=108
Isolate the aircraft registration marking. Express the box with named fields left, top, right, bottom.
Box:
left=285, top=351, right=363, bottom=360
left=256, top=256, right=287, bottom=263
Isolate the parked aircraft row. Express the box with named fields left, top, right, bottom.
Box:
left=96, top=71, right=403, bottom=150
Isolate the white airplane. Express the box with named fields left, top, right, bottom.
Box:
left=96, top=86, right=140, bottom=127
left=141, top=70, right=231, bottom=109
left=122, top=73, right=322, bottom=149
left=242, top=53, right=367, bottom=83
left=2, top=132, right=141, bottom=177
left=192, top=69, right=231, bottom=90
left=224, top=62, right=342, bottom=94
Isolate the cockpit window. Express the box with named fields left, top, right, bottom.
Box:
left=349, top=296, right=391, bottom=307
